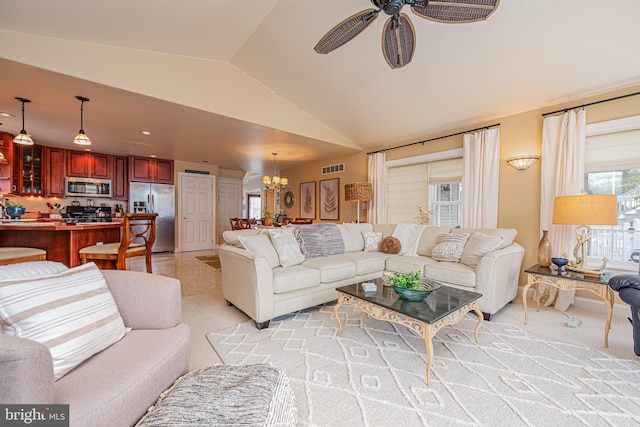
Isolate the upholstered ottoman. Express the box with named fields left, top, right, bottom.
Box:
left=135, top=364, right=297, bottom=426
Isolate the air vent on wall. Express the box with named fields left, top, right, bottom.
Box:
left=322, top=163, right=345, bottom=175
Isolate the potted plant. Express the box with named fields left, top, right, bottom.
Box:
left=384, top=270, right=441, bottom=302
left=262, top=207, right=273, bottom=226
left=5, top=200, right=26, bottom=219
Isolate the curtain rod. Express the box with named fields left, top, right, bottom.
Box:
left=366, top=123, right=500, bottom=155
left=542, top=90, right=640, bottom=117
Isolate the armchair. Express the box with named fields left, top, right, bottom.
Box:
left=608, top=274, right=640, bottom=356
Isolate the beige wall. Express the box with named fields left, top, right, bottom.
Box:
left=282, top=84, right=640, bottom=287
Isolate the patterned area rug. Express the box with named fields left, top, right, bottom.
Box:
left=196, top=255, right=221, bottom=270
left=208, top=303, right=640, bottom=427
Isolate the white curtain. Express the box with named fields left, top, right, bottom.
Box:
left=540, top=109, right=586, bottom=310
left=462, top=128, right=500, bottom=228
left=367, top=152, right=387, bottom=224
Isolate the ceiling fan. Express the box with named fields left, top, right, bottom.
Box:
left=314, top=0, right=500, bottom=69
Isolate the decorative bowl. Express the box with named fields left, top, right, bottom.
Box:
left=551, top=257, right=569, bottom=274
left=5, top=207, right=25, bottom=219
left=391, top=279, right=442, bottom=302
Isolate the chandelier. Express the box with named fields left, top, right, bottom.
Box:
left=262, top=153, right=288, bottom=192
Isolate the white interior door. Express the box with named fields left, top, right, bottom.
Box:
left=179, top=173, right=215, bottom=252
left=218, top=178, right=242, bottom=243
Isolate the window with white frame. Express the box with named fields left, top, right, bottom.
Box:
left=386, top=154, right=462, bottom=226
left=584, top=115, right=640, bottom=271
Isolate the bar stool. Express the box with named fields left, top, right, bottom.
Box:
left=0, top=247, right=47, bottom=266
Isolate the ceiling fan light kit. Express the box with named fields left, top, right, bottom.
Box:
left=315, top=0, right=500, bottom=69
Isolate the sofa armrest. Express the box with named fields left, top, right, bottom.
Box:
left=0, top=334, right=54, bottom=404
left=102, top=270, right=182, bottom=330
left=474, top=243, right=525, bottom=314
left=218, top=244, right=276, bottom=323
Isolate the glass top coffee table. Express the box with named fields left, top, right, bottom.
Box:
left=334, top=278, right=483, bottom=387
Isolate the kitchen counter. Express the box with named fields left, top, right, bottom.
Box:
left=0, top=221, right=122, bottom=267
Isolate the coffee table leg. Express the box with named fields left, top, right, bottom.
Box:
left=423, top=327, right=434, bottom=388
left=333, top=293, right=344, bottom=336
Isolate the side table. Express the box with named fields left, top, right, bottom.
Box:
left=522, top=264, right=614, bottom=347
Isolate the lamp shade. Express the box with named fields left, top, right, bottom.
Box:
left=345, top=182, right=372, bottom=202
left=552, top=194, right=618, bottom=226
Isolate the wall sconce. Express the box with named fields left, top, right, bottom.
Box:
left=507, top=155, right=540, bottom=170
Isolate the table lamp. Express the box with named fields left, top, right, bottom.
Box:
left=552, top=193, right=618, bottom=273
left=344, top=182, right=372, bottom=223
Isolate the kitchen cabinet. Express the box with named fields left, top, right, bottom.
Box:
left=13, top=144, right=43, bottom=195
left=0, top=132, right=12, bottom=195
left=44, top=147, right=66, bottom=197
left=67, top=151, right=112, bottom=179
left=112, top=155, right=128, bottom=200
left=129, top=156, right=174, bottom=184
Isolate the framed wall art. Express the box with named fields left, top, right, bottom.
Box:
left=320, top=178, right=339, bottom=220
left=299, top=181, right=316, bottom=219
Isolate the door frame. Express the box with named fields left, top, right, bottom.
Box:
left=177, top=172, right=216, bottom=252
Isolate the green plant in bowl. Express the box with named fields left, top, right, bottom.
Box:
left=385, top=270, right=422, bottom=290
left=5, top=200, right=25, bottom=209
left=384, top=271, right=441, bottom=302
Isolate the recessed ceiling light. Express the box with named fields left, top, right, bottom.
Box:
left=0, top=112, right=14, bottom=118
left=140, top=130, right=152, bottom=136
left=149, top=154, right=157, bottom=158
left=84, top=148, right=92, bottom=152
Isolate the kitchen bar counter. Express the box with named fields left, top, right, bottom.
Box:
left=0, top=221, right=122, bottom=267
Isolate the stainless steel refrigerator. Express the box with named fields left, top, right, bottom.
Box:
left=129, top=182, right=175, bottom=253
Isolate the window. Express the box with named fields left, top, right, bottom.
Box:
left=386, top=154, right=462, bottom=226
left=247, top=193, right=261, bottom=220
left=584, top=116, right=640, bottom=271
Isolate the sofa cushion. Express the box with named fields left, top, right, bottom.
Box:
left=417, top=226, right=452, bottom=257
left=301, top=255, right=356, bottom=283
left=0, top=260, right=68, bottom=280
left=272, top=265, right=321, bottom=293
left=363, top=232, right=383, bottom=252
left=340, top=252, right=389, bottom=275
left=267, top=228, right=305, bottom=268
left=425, top=262, right=476, bottom=288
left=460, top=232, right=504, bottom=268
left=453, top=228, right=516, bottom=250
left=431, top=233, right=470, bottom=262
left=373, top=224, right=397, bottom=238
left=392, top=224, right=427, bottom=256
left=295, top=223, right=345, bottom=258
left=385, top=255, right=437, bottom=275
left=0, top=262, right=129, bottom=380
left=237, top=234, right=280, bottom=269
left=339, top=223, right=373, bottom=252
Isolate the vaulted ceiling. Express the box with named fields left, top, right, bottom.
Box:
left=1, top=0, right=639, bottom=176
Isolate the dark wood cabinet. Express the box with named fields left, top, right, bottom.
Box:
left=44, top=147, right=66, bottom=197
left=13, top=144, right=43, bottom=196
left=67, top=151, right=112, bottom=179
left=0, top=132, right=13, bottom=195
left=112, top=156, right=128, bottom=200
left=129, top=156, right=174, bottom=184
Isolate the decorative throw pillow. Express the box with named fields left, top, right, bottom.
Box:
left=363, top=232, right=383, bottom=252
left=294, top=224, right=345, bottom=258
left=0, top=260, right=68, bottom=280
left=431, top=233, right=470, bottom=262
left=379, top=236, right=402, bottom=254
left=267, top=228, right=305, bottom=268
left=392, top=224, right=426, bottom=256
left=0, top=262, right=129, bottom=380
left=460, top=232, right=504, bottom=268
left=237, top=234, right=280, bottom=269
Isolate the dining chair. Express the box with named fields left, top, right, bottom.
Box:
left=0, top=247, right=46, bottom=265
left=79, top=213, right=158, bottom=273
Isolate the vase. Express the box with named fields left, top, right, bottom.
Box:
left=537, top=230, right=552, bottom=267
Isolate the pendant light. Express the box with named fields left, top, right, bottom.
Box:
left=13, top=97, right=34, bottom=145
left=73, top=96, right=91, bottom=145
left=262, top=153, right=288, bottom=192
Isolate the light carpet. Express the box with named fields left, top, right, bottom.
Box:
left=208, top=303, right=640, bottom=427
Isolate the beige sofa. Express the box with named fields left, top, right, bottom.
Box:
left=0, top=267, right=191, bottom=427
left=219, top=223, right=524, bottom=328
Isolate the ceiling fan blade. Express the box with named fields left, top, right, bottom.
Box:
left=314, top=9, right=379, bottom=54
left=382, top=14, right=416, bottom=69
left=411, top=0, right=500, bottom=23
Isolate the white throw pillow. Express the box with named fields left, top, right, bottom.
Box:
left=431, top=233, right=470, bottom=262
left=460, top=232, right=504, bottom=268
left=392, top=224, right=426, bottom=256
left=237, top=234, right=280, bottom=269
left=0, top=262, right=129, bottom=380
left=268, top=229, right=305, bottom=268
left=0, top=260, right=69, bottom=281
left=362, top=232, right=383, bottom=252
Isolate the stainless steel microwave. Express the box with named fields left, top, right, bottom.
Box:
left=65, top=177, right=112, bottom=198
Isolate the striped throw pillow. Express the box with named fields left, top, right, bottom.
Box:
left=431, top=233, right=470, bottom=262
left=0, top=262, right=129, bottom=380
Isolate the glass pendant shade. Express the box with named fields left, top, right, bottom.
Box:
left=74, top=96, right=91, bottom=145
left=13, top=97, right=34, bottom=145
